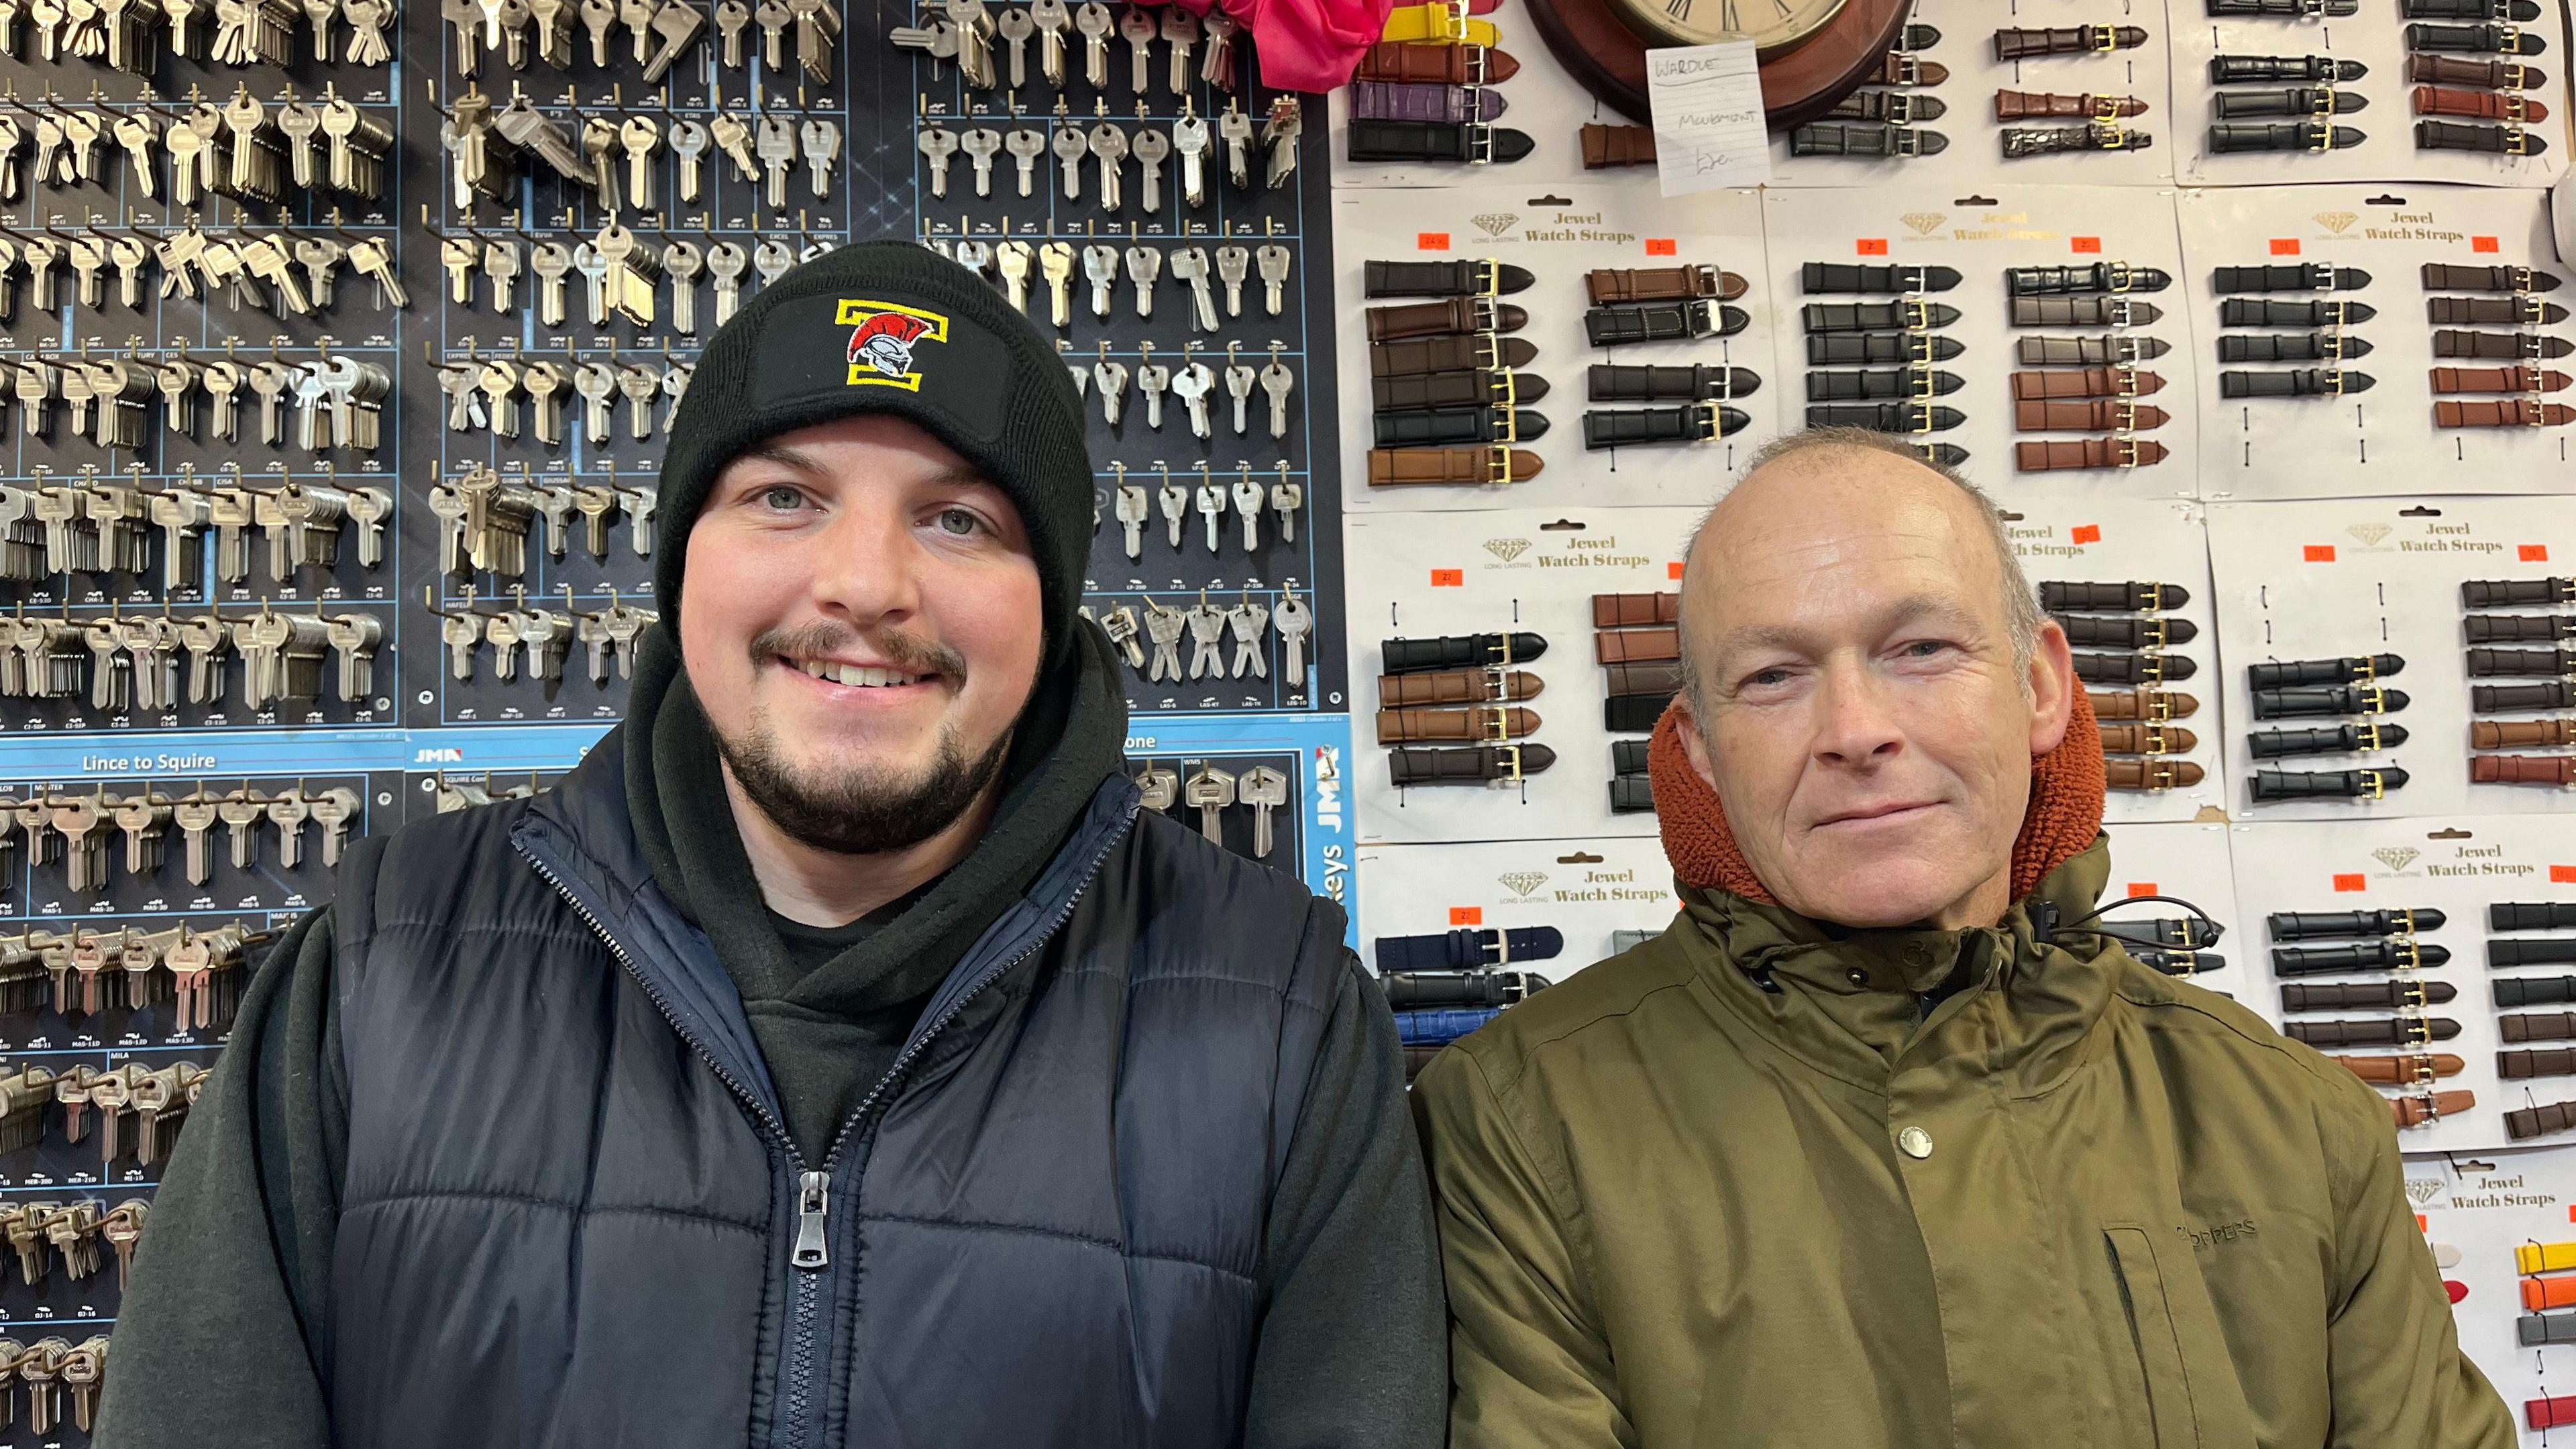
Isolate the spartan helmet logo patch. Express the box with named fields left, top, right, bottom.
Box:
left=838, top=298, right=950, bottom=390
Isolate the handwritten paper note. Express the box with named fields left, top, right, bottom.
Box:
left=1646, top=41, right=1772, bottom=197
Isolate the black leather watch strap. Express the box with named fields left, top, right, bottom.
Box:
left=2251, top=682, right=2408, bottom=718
left=1380, top=969, right=1550, bottom=1009
left=1347, top=120, right=1538, bottom=164
left=2211, top=0, right=2357, bottom=10
left=2209, top=121, right=2367, bottom=151
left=1373, top=366, right=1550, bottom=412
left=1381, top=631, right=1548, bottom=673
left=2406, top=0, right=2541, bottom=17
left=2074, top=651, right=2196, bottom=685
left=1585, top=301, right=1745, bottom=346
left=2273, top=907, right=2445, bottom=938
left=2053, top=612, right=2196, bottom=647
left=2212, top=263, right=2369, bottom=292
left=2213, top=87, right=2369, bottom=118
left=2008, top=296, right=2164, bottom=327
left=2469, top=646, right=2576, bottom=677
left=2428, top=296, right=2569, bottom=325
left=2418, top=118, right=2548, bottom=153
left=1373, top=926, right=1564, bottom=971
left=1371, top=405, right=1548, bottom=447
left=2017, top=334, right=2169, bottom=366
left=2221, top=368, right=2375, bottom=398
left=2463, top=576, right=2576, bottom=605
left=1804, top=402, right=1966, bottom=431
left=2500, top=975, right=2576, bottom=1008
left=2218, top=332, right=2371, bottom=362
left=1362, top=258, right=1536, bottom=299
left=1611, top=739, right=1652, bottom=775
left=2248, top=722, right=2408, bottom=757
left=1608, top=774, right=1656, bottom=813
left=1994, top=24, right=2147, bottom=60
left=2274, top=938, right=2451, bottom=975
left=1801, top=262, right=1964, bottom=294
left=2219, top=297, right=2375, bottom=326
left=1805, top=366, right=1964, bottom=400
left=2006, top=263, right=2171, bottom=296
left=1387, top=743, right=1556, bottom=786
left=2474, top=680, right=2576, bottom=710
left=2253, top=767, right=2409, bottom=802
left=1788, top=122, right=1949, bottom=158
left=1581, top=403, right=1748, bottom=449
left=2498, top=902, right=2576, bottom=930
left=2212, top=54, right=2369, bottom=83
left=2250, top=653, right=2404, bottom=687
left=2039, top=580, right=2189, bottom=611
left=2405, top=20, right=2545, bottom=52
left=1817, top=332, right=1968, bottom=364
left=1801, top=300, right=1964, bottom=331
left=2497, top=938, right=2576, bottom=967
left=2002, top=124, right=2154, bottom=157
left=1824, top=90, right=1946, bottom=124
left=2425, top=262, right=2564, bottom=292
left=1587, top=362, right=1762, bottom=401
left=1604, top=693, right=1674, bottom=732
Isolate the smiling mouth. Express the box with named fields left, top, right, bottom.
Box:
left=779, top=655, right=938, bottom=689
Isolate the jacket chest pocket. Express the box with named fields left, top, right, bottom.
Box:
left=2103, top=1224, right=2259, bottom=1449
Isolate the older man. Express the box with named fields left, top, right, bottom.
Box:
left=1411, top=428, right=2512, bottom=1447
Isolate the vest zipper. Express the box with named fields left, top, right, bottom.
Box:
left=515, top=790, right=1136, bottom=1449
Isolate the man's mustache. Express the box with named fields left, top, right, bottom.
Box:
left=749, top=623, right=967, bottom=681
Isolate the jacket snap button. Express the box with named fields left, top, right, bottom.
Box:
left=1897, top=1126, right=1934, bottom=1159
left=1846, top=968, right=1869, bottom=987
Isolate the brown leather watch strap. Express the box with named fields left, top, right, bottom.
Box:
left=2474, top=717, right=2576, bottom=747
left=2096, top=722, right=2197, bottom=754
left=1377, top=667, right=1544, bottom=705
left=2436, top=398, right=2576, bottom=427
left=2009, top=366, right=2166, bottom=400
left=1366, top=296, right=1527, bottom=341
left=1595, top=627, right=1679, bottom=664
left=2405, top=52, right=2539, bottom=88
left=2432, top=365, right=2570, bottom=392
left=1367, top=445, right=1544, bottom=486
left=2017, top=437, right=2173, bottom=471
left=2394, top=1090, right=2480, bottom=1128
left=2090, top=688, right=2200, bottom=720
left=1605, top=659, right=1681, bottom=696
left=2473, top=753, right=2576, bottom=784
left=1868, top=52, right=1950, bottom=85
left=1356, top=41, right=1519, bottom=83
left=2104, top=757, right=2206, bottom=790
left=1994, top=89, right=2151, bottom=119
left=2414, top=83, right=2550, bottom=123
left=2333, top=1052, right=2465, bottom=1083
left=1372, top=334, right=1541, bottom=377
left=2014, top=399, right=2172, bottom=431
left=1375, top=704, right=1543, bottom=744
left=1592, top=592, right=1682, bottom=627
left=1584, top=266, right=1746, bottom=305
left=1579, top=123, right=1658, bottom=168
left=2502, top=1047, right=2576, bottom=1079
left=2504, top=1012, right=2576, bottom=1043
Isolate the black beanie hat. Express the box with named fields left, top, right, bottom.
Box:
left=655, top=240, right=1092, bottom=669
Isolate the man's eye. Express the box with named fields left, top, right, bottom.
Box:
left=1904, top=640, right=1948, bottom=658
left=759, top=485, right=806, bottom=511
left=1747, top=668, right=1790, bottom=688
left=933, top=507, right=984, bottom=537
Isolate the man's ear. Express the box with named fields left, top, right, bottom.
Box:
left=1672, top=689, right=1723, bottom=795
left=2026, top=617, right=2076, bottom=758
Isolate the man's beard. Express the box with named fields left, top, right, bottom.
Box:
left=714, top=624, right=1016, bottom=855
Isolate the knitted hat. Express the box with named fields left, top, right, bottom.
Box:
left=1648, top=687, right=2108, bottom=905
left=655, top=241, right=1092, bottom=668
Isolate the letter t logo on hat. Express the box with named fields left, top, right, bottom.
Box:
left=839, top=298, right=951, bottom=391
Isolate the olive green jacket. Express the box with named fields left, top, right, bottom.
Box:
left=1412, top=839, right=2514, bottom=1448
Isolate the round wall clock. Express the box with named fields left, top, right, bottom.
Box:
left=1521, top=0, right=1913, bottom=129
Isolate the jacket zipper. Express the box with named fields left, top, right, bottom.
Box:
left=515, top=796, right=1132, bottom=1449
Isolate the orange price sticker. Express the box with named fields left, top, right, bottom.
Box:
left=2304, top=544, right=2337, bottom=563
left=2071, top=524, right=2102, bottom=545
left=1430, top=568, right=1464, bottom=587
left=2269, top=238, right=2301, bottom=256
left=1857, top=237, right=1889, bottom=256
left=2523, top=544, right=2551, bottom=562
left=2071, top=236, right=2102, bottom=254
left=1417, top=231, right=1451, bottom=252
left=2125, top=881, right=2158, bottom=898
left=1449, top=906, right=1483, bottom=926
left=2553, top=865, right=2576, bottom=883
left=2332, top=873, right=2367, bottom=893
left=1646, top=237, right=1677, bottom=256
left=1668, top=561, right=1685, bottom=580
left=2474, top=236, right=2502, bottom=253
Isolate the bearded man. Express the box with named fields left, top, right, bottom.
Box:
left=97, top=243, right=1445, bottom=1449
left=1411, top=429, right=2512, bottom=1448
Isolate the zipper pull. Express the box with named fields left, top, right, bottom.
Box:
left=792, top=1170, right=830, bottom=1269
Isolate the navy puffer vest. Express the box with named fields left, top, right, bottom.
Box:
left=326, top=733, right=1340, bottom=1448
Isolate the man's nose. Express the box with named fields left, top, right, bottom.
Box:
left=807, top=506, right=922, bottom=626
left=1811, top=655, right=1904, bottom=767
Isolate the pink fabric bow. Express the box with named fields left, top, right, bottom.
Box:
left=1138, top=0, right=1397, bottom=92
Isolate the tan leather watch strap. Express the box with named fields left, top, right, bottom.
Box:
left=2432, top=366, right=2569, bottom=393
left=1375, top=704, right=1543, bottom=744
left=1579, top=123, right=1658, bottom=168
left=1605, top=659, right=1681, bottom=696
left=1595, top=627, right=1679, bottom=664
left=2090, top=688, right=2200, bottom=720
left=2474, top=717, right=2576, bottom=747
left=1868, top=52, right=1950, bottom=85
left=2008, top=366, right=2165, bottom=400
left=1367, top=445, right=1543, bottom=486
left=2017, top=437, right=2173, bottom=470
left=2436, top=398, right=2576, bottom=427
left=2096, top=722, right=2197, bottom=754
left=1591, top=592, right=1681, bottom=627
left=1366, top=296, right=1527, bottom=341
left=2394, top=1090, right=2480, bottom=1128
left=1377, top=667, right=1544, bottom=705
left=2334, top=1053, right=2466, bottom=1084
left=2414, top=84, right=2548, bottom=123
left=1994, top=89, right=2150, bottom=119
left=2014, top=398, right=2172, bottom=431
left=2473, top=753, right=2576, bottom=785
left=1583, top=266, right=1745, bottom=305
left=2105, top=757, right=2206, bottom=790
left=1356, top=41, right=1519, bottom=83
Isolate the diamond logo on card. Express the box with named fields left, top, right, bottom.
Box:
left=2314, top=211, right=2358, bottom=234
left=1483, top=537, right=1532, bottom=563
left=2406, top=1178, right=2445, bottom=1207
left=2347, top=523, right=2393, bottom=547
left=2373, top=847, right=2420, bottom=872
left=1900, top=212, right=1945, bottom=236
left=1497, top=871, right=1548, bottom=898
left=1471, top=213, right=1519, bottom=239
